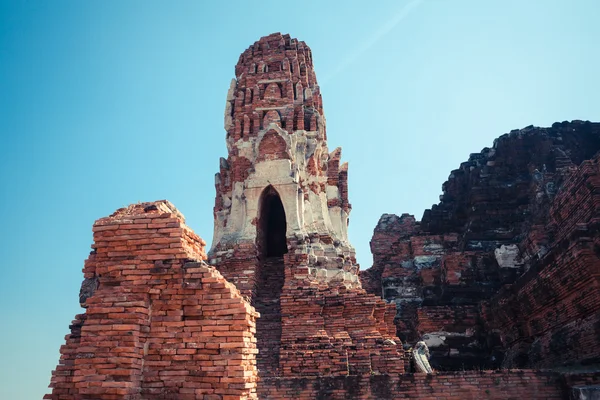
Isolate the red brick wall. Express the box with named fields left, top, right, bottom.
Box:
left=46, top=201, right=258, bottom=400
left=363, top=122, right=600, bottom=370
left=208, top=240, right=259, bottom=298
left=257, top=130, right=289, bottom=162
left=487, top=156, right=600, bottom=368
left=247, top=241, right=406, bottom=378
left=211, top=237, right=404, bottom=381
left=279, top=282, right=404, bottom=377
left=258, top=370, right=565, bottom=399
left=416, top=306, right=479, bottom=335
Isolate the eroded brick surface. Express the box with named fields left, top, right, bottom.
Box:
left=259, top=370, right=565, bottom=399
left=487, top=154, right=600, bottom=368
left=362, top=121, right=600, bottom=371
left=211, top=33, right=357, bottom=296
left=45, top=201, right=258, bottom=400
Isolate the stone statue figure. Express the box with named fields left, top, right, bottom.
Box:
left=413, top=341, right=433, bottom=374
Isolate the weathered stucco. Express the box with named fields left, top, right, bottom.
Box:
left=210, top=33, right=357, bottom=288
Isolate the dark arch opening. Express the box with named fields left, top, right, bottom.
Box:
left=257, top=186, right=288, bottom=258
left=254, top=186, right=286, bottom=377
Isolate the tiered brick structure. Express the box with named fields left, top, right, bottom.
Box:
left=211, top=33, right=356, bottom=292
left=362, top=121, right=600, bottom=371
left=46, top=201, right=258, bottom=400
left=208, top=33, right=403, bottom=383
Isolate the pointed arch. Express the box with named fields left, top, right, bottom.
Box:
left=264, top=82, right=282, bottom=99
left=256, top=185, right=288, bottom=258
left=257, top=129, right=289, bottom=162
left=263, top=110, right=281, bottom=127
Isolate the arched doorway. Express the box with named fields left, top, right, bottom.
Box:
left=257, top=186, right=288, bottom=258
left=254, top=186, right=286, bottom=377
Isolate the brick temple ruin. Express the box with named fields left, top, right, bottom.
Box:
left=46, top=33, right=600, bottom=399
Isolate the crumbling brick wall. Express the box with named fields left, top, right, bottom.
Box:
left=258, top=370, right=565, bottom=399
left=279, top=249, right=404, bottom=377
left=362, top=121, right=600, bottom=370
left=45, top=201, right=258, bottom=400
left=486, top=155, right=600, bottom=368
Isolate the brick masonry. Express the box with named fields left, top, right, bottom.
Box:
left=362, top=121, right=600, bottom=371
left=486, top=154, right=600, bottom=368
left=207, top=33, right=404, bottom=382
left=45, top=201, right=258, bottom=400
left=258, top=370, right=565, bottom=399
left=46, top=33, right=600, bottom=399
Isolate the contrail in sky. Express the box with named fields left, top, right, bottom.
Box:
left=321, top=0, right=425, bottom=84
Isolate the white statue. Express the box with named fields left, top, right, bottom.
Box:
left=413, top=341, right=433, bottom=374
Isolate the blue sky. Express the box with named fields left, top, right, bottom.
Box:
left=1, top=0, right=599, bottom=398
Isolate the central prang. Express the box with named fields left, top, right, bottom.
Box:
left=208, top=34, right=402, bottom=381
left=209, top=32, right=358, bottom=295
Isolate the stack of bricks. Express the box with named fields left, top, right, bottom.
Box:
left=364, top=215, right=491, bottom=370
left=361, top=213, right=418, bottom=296
left=362, top=121, right=600, bottom=370
left=252, top=257, right=285, bottom=376
left=277, top=250, right=404, bottom=379
left=46, top=201, right=258, bottom=400
left=208, top=242, right=259, bottom=298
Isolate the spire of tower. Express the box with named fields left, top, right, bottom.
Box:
left=211, top=33, right=357, bottom=293
left=224, top=33, right=325, bottom=143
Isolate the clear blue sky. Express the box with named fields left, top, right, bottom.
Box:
left=1, top=1, right=599, bottom=398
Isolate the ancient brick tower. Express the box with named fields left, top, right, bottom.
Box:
left=209, top=33, right=402, bottom=379
left=210, top=32, right=356, bottom=287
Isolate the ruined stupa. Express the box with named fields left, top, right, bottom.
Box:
left=208, top=32, right=402, bottom=380
left=210, top=32, right=356, bottom=289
